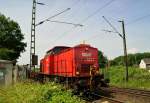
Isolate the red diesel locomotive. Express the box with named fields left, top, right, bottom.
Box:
left=39, top=44, right=105, bottom=90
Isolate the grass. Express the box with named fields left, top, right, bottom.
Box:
left=1, top=66, right=149, bottom=103
left=101, top=66, right=150, bottom=90
left=0, top=81, right=84, bottom=103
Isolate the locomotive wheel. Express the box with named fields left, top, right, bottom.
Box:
left=54, top=77, right=59, bottom=83
left=45, top=76, right=50, bottom=82
left=72, top=84, right=80, bottom=95
left=101, top=80, right=109, bottom=87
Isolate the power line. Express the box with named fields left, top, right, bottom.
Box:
left=101, top=16, right=129, bottom=81
left=102, top=16, right=123, bottom=38
left=50, top=0, right=116, bottom=45
left=47, top=20, right=83, bottom=26
left=66, top=0, right=89, bottom=22
left=46, top=0, right=83, bottom=45
left=66, top=0, right=116, bottom=41
left=36, top=2, right=45, bottom=5
left=86, top=13, right=150, bottom=42
left=102, top=29, right=118, bottom=34
left=85, top=33, right=103, bottom=42
left=70, top=0, right=81, bottom=7
left=49, top=27, right=76, bottom=46
left=100, top=14, right=150, bottom=26
left=46, top=0, right=85, bottom=45
left=47, top=8, right=71, bottom=20
left=126, top=14, right=150, bottom=25
left=36, top=8, right=71, bottom=26
left=38, top=1, right=84, bottom=44
left=80, top=0, right=116, bottom=23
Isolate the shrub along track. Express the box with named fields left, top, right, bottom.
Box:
left=43, top=80, right=125, bottom=103
left=31, top=75, right=150, bottom=103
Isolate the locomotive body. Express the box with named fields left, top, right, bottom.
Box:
left=39, top=44, right=105, bottom=90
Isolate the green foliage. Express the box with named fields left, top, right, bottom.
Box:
left=0, top=81, right=84, bottom=103
left=0, top=48, right=14, bottom=60
left=110, top=52, right=150, bottom=66
left=107, top=66, right=150, bottom=90
left=98, top=50, right=108, bottom=68
left=0, top=13, right=26, bottom=61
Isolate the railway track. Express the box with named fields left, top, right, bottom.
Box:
left=103, top=86, right=150, bottom=98
left=79, top=90, right=125, bottom=103
left=90, top=92, right=124, bottom=103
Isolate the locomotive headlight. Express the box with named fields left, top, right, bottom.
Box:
left=96, top=71, right=99, bottom=74
left=76, top=71, right=80, bottom=75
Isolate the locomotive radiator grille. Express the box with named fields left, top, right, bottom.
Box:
left=80, top=64, right=91, bottom=73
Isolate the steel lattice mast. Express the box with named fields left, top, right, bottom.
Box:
left=30, top=0, right=36, bottom=71
left=29, top=0, right=82, bottom=73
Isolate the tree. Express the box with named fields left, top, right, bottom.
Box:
left=0, top=13, right=26, bottom=61
left=0, top=48, right=14, bottom=60
left=110, top=52, right=150, bottom=66
left=98, top=50, right=108, bottom=68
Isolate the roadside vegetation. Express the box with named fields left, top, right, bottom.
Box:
left=0, top=13, right=26, bottom=62
left=0, top=81, right=84, bottom=103
left=110, top=52, right=150, bottom=66
left=101, top=66, right=150, bottom=90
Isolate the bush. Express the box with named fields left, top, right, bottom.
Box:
left=104, top=66, right=150, bottom=90
left=110, top=52, right=150, bottom=66
left=0, top=81, right=84, bottom=103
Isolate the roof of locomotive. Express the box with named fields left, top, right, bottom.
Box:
left=46, top=46, right=70, bottom=55
left=45, top=44, right=97, bottom=56
left=74, top=44, right=91, bottom=48
left=74, top=44, right=98, bottom=50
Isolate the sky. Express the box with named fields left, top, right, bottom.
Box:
left=0, top=0, right=150, bottom=65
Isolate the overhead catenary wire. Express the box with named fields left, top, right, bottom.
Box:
left=47, top=20, right=83, bottom=27
left=47, top=1, right=85, bottom=45
left=70, top=0, right=81, bottom=7
left=36, top=8, right=71, bottom=26
left=104, top=13, right=150, bottom=26
left=49, top=26, right=76, bottom=46
left=50, top=0, right=116, bottom=45
left=67, top=0, right=90, bottom=20
left=102, top=29, right=118, bottom=34
left=102, top=16, right=123, bottom=38
left=101, top=14, right=150, bottom=35
left=43, top=0, right=81, bottom=37
left=82, top=19, right=118, bottom=43
left=126, top=14, right=150, bottom=25
left=86, top=13, right=150, bottom=42
left=45, top=0, right=84, bottom=46
left=65, top=0, right=89, bottom=23
left=80, top=0, right=116, bottom=23
left=70, top=0, right=117, bottom=40
left=36, top=2, right=45, bottom=5
left=85, top=33, right=103, bottom=42
left=76, top=3, right=150, bottom=44
left=46, top=8, right=71, bottom=21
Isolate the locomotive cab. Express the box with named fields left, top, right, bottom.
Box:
left=74, top=44, right=99, bottom=77
left=73, top=44, right=103, bottom=89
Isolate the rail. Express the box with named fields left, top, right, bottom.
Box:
left=90, top=92, right=125, bottom=103
left=80, top=90, right=125, bottom=103
left=101, top=86, right=150, bottom=98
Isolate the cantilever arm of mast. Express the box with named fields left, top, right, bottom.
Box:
left=36, top=8, right=71, bottom=26
left=46, top=20, right=83, bottom=27
left=102, top=16, right=123, bottom=38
